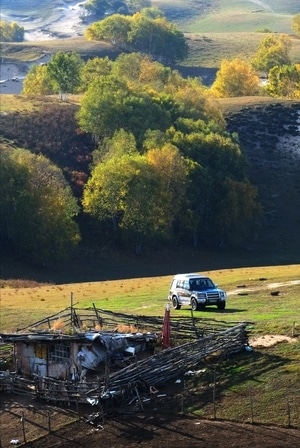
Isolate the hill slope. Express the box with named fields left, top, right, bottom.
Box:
left=220, top=98, right=300, bottom=264
left=0, top=96, right=299, bottom=284
left=155, top=0, right=300, bottom=33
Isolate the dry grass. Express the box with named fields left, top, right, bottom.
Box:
left=185, top=32, right=300, bottom=67
left=0, top=264, right=299, bottom=334
left=0, top=94, right=80, bottom=113
left=51, top=318, right=65, bottom=331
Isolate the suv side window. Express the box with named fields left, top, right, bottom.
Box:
left=183, top=280, right=190, bottom=290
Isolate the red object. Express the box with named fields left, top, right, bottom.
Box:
left=162, top=304, right=171, bottom=349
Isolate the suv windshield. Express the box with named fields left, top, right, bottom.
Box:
left=189, top=278, right=215, bottom=291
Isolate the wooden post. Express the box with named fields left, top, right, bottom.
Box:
left=76, top=398, right=80, bottom=421
left=212, top=368, right=216, bottom=419
left=181, top=379, right=186, bottom=413
left=249, top=387, right=254, bottom=424
left=104, top=355, right=110, bottom=388
left=134, top=386, right=144, bottom=411
left=92, top=303, right=103, bottom=329
left=286, top=397, right=291, bottom=428
left=71, top=292, right=74, bottom=331
left=48, top=411, right=51, bottom=433
left=292, top=322, right=295, bottom=337
left=21, top=412, right=26, bottom=444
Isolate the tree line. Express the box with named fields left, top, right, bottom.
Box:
left=2, top=49, right=263, bottom=262
left=2, top=9, right=300, bottom=263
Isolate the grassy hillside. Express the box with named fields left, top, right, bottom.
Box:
left=0, top=94, right=299, bottom=285
left=155, top=0, right=300, bottom=66
left=2, top=0, right=300, bottom=70
left=154, top=0, right=300, bottom=33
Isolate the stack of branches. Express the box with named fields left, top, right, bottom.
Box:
left=99, top=323, right=249, bottom=400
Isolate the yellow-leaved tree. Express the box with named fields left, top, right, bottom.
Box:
left=22, top=65, right=55, bottom=95
left=251, top=34, right=291, bottom=74
left=292, top=14, right=300, bottom=35
left=209, top=58, right=261, bottom=98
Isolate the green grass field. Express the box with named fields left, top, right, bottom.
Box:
left=1, top=264, right=299, bottom=335
left=1, top=264, right=299, bottom=426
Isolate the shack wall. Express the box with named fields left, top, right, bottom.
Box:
left=15, top=341, right=82, bottom=380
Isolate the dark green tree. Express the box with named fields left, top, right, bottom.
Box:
left=84, top=0, right=150, bottom=18
left=47, top=52, right=83, bottom=99
left=79, top=56, right=113, bottom=92
left=84, top=8, right=188, bottom=64
left=128, top=10, right=188, bottom=63
left=77, top=75, right=171, bottom=142
left=265, top=64, right=300, bottom=98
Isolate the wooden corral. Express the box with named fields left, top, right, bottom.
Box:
left=0, top=306, right=250, bottom=407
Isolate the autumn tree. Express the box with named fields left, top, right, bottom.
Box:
left=167, top=125, right=261, bottom=246
left=110, top=52, right=171, bottom=91
left=76, top=52, right=262, bottom=249
left=251, top=34, right=291, bottom=74
left=93, top=128, right=138, bottom=163
left=292, top=14, right=300, bottom=35
left=146, top=143, right=189, bottom=237
left=22, top=64, right=56, bottom=95
left=83, top=139, right=188, bottom=252
left=85, top=13, right=131, bottom=46
left=265, top=64, right=300, bottom=98
left=0, top=150, right=29, bottom=254
left=0, top=20, right=24, bottom=41
left=0, top=148, right=80, bottom=264
left=209, top=58, right=261, bottom=98
left=82, top=151, right=157, bottom=250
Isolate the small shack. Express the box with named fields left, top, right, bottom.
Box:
left=4, top=330, right=156, bottom=381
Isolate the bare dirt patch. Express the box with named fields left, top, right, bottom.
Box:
left=1, top=394, right=300, bottom=448
left=249, top=334, right=298, bottom=347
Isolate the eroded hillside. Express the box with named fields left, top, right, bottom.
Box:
left=223, top=99, right=300, bottom=261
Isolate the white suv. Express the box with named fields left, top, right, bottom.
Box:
left=168, top=273, right=227, bottom=311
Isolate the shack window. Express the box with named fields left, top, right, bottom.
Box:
left=49, top=343, right=70, bottom=363
left=35, top=343, right=47, bottom=360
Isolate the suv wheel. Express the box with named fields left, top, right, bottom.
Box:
left=191, top=298, right=199, bottom=311
left=172, top=296, right=181, bottom=310
left=217, top=302, right=226, bottom=310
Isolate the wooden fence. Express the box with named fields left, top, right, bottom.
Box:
left=1, top=323, right=248, bottom=406
left=15, top=305, right=248, bottom=340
